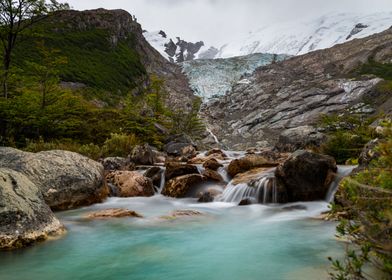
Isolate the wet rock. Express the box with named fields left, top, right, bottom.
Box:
left=0, top=147, right=107, bottom=211
left=202, top=169, right=223, bottom=182
left=238, top=198, right=253, bottom=206
left=165, top=162, right=199, bottom=180
left=275, top=126, right=327, bottom=152
left=100, top=157, right=134, bottom=171
left=231, top=167, right=273, bottom=185
left=161, top=209, right=204, bottom=219
left=197, top=192, right=215, bottom=203
left=228, top=155, right=279, bottom=177
left=205, top=148, right=227, bottom=158
left=0, top=168, right=65, bottom=250
left=275, top=150, right=337, bottom=202
left=85, top=208, right=143, bottom=219
left=188, top=153, right=226, bottom=164
left=130, top=144, right=155, bottom=165
left=106, top=171, right=154, bottom=197
left=162, top=174, right=205, bottom=198
left=144, top=167, right=164, bottom=187
left=202, top=158, right=223, bottom=171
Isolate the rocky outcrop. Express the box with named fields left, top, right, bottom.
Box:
left=202, top=28, right=392, bottom=149
left=275, top=150, right=337, bottom=202
left=130, top=144, right=155, bottom=165
left=0, top=168, right=65, bottom=250
left=0, top=147, right=107, bottom=210
left=165, top=162, right=199, bottom=181
left=162, top=174, right=205, bottom=198
left=228, top=155, right=279, bottom=177
left=106, top=171, right=154, bottom=197
left=275, top=126, right=327, bottom=152
left=85, top=208, right=143, bottom=219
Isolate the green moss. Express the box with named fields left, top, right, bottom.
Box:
left=359, top=60, right=392, bottom=81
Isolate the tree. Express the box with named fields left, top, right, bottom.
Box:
left=0, top=0, right=69, bottom=98
left=25, top=40, right=67, bottom=109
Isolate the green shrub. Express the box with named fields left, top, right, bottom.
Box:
left=101, top=133, right=139, bottom=157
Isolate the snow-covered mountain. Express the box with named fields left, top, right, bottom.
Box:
left=145, top=12, right=392, bottom=61
left=215, top=12, right=392, bottom=57
left=143, top=30, right=217, bottom=63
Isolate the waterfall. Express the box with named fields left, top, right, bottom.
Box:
left=206, top=128, right=220, bottom=144
left=325, top=165, right=357, bottom=202
left=218, top=170, right=277, bottom=204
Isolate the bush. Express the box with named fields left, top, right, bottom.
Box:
left=101, top=133, right=139, bottom=157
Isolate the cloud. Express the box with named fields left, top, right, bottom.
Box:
left=67, top=0, right=392, bottom=45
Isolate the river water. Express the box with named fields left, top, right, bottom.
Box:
left=0, top=195, right=343, bottom=280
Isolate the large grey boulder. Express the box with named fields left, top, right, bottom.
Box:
left=275, top=126, right=327, bottom=152
left=0, top=168, right=65, bottom=250
left=0, top=147, right=108, bottom=210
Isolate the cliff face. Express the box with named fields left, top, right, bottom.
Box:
left=16, top=9, right=196, bottom=111
left=202, top=28, right=392, bottom=149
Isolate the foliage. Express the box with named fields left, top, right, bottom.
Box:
left=0, top=0, right=69, bottom=97
left=359, top=60, right=392, bottom=81
left=169, top=98, right=205, bottom=139
left=319, top=114, right=376, bottom=164
left=330, top=122, right=392, bottom=279
left=101, top=133, right=139, bottom=158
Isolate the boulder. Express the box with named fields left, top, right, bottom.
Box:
left=164, top=142, right=197, bottom=158
left=205, top=148, right=227, bottom=158
left=202, top=169, right=224, bottom=182
left=275, top=150, right=337, bottom=202
left=100, top=157, right=134, bottom=171
left=202, top=158, right=223, bottom=171
left=130, top=144, right=155, bottom=165
left=165, top=162, right=199, bottom=180
left=106, top=171, right=154, bottom=197
left=238, top=198, right=253, bottom=206
left=197, top=192, right=215, bottom=203
left=227, top=154, right=279, bottom=177
left=188, top=153, right=226, bottom=164
left=0, top=147, right=107, bottom=211
left=162, top=174, right=205, bottom=198
left=0, top=168, right=65, bottom=250
left=275, top=126, right=327, bottom=152
left=85, top=208, right=143, bottom=219
left=144, top=166, right=164, bottom=187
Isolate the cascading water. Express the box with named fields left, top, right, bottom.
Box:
left=218, top=169, right=277, bottom=204
left=325, top=165, right=357, bottom=202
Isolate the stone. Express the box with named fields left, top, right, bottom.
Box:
left=130, top=144, right=155, bottom=165
left=238, top=198, right=253, bottom=206
left=144, top=166, right=164, bottom=187
left=0, top=147, right=107, bottom=211
left=275, top=150, right=337, bottom=202
left=275, top=126, right=327, bottom=152
left=0, top=168, right=65, bottom=250
left=164, top=142, right=197, bottom=158
left=202, top=158, right=223, bottom=171
left=160, top=209, right=204, bottom=219
left=205, top=148, right=227, bottom=158
left=162, top=174, right=205, bottom=198
left=202, top=169, right=224, bottom=182
left=85, top=208, right=143, bottom=219
left=197, top=192, right=215, bottom=203
left=106, top=171, right=154, bottom=197
left=227, top=154, right=279, bottom=177
left=100, top=157, right=134, bottom=171
left=165, top=162, right=199, bottom=181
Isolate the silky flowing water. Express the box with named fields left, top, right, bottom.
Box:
left=0, top=195, right=344, bottom=280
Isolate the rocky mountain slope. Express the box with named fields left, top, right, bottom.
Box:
left=15, top=9, right=196, bottom=111
left=143, top=30, right=214, bottom=63
left=202, top=27, right=392, bottom=149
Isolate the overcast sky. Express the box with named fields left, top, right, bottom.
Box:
left=67, top=0, right=392, bottom=45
